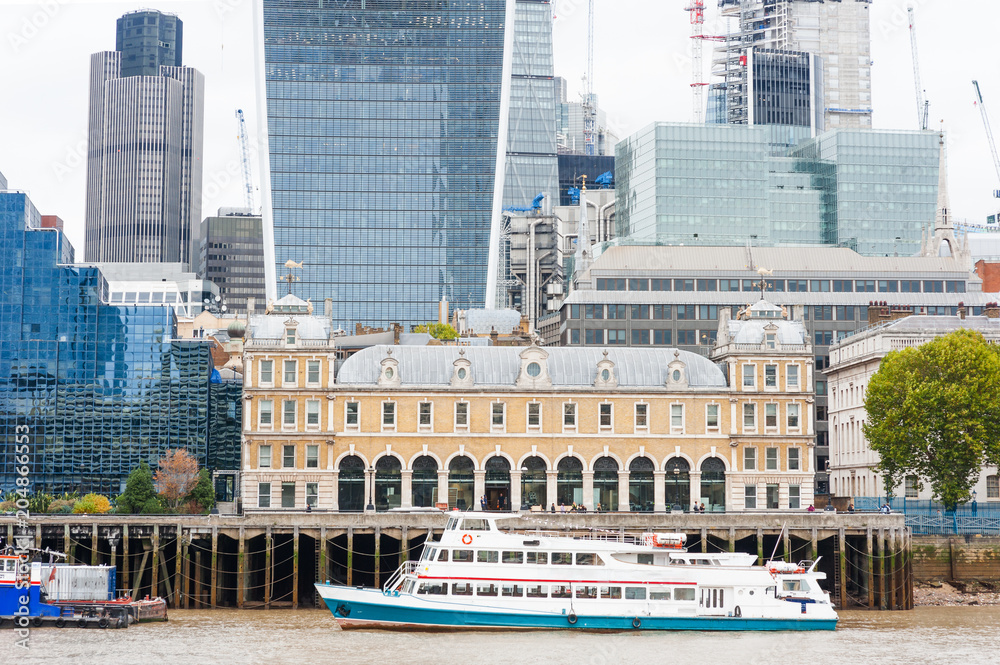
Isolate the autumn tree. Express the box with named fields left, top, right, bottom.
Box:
left=864, top=329, right=1000, bottom=508
left=154, top=449, right=201, bottom=512
left=413, top=323, right=459, bottom=340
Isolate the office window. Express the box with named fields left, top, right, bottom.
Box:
left=492, top=402, right=506, bottom=430
left=856, top=280, right=876, bottom=293
left=816, top=381, right=828, bottom=396
left=832, top=280, right=853, bottom=292
left=743, top=403, right=756, bottom=429
left=789, top=485, right=801, bottom=509
left=788, top=447, right=801, bottom=471
left=570, top=305, right=582, bottom=319
left=900, top=280, right=921, bottom=293
left=706, top=404, right=720, bottom=429
left=259, top=445, right=272, bottom=468
left=769, top=279, right=785, bottom=292
left=259, top=400, right=273, bottom=426
left=670, top=404, right=684, bottom=432
left=766, top=484, right=779, bottom=509
left=631, top=304, right=650, bottom=320
left=585, top=329, right=604, bottom=345
left=742, top=364, right=755, bottom=388
left=697, top=279, right=717, bottom=291
left=307, top=360, right=321, bottom=385
left=742, top=279, right=757, bottom=292
left=306, top=483, right=318, bottom=508
left=283, top=360, right=297, bottom=385
left=835, top=306, right=855, bottom=321
left=635, top=403, right=648, bottom=430
left=675, top=279, right=694, bottom=291
left=719, top=279, right=740, bottom=291
left=813, top=306, right=833, bottom=321
left=259, top=359, right=273, bottom=385
left=382, top=402, right=396, bottom=428
left=653, top=305, right=671, bottom=320
left=282, top=482, right=296, bottom=508
left=815, top=331, right=833, bottom=346
left=816, top=406, right=828, bottom=421
left=607, top=304, right=627, bottom=319
left=677, top=330, right=696, bottom=345
left=607, top=329, right=627, bottom=345
left=585, top=304, right=604, bottom=319
left=787, top=404, right=800, bottom=430
left=306, top=445, right=319, bottom=469
left=650, top=278, right=671, bottom=291
left=700, top=330, right=717, bottom=346
left=765, top=404, right=777, bottom=428
left=345, top=402, right=360, bottom=429
left=283, top=444, right=295, bottom=469
left=744, top=447, right=757, bottom=470
left=744, top=485, right=757, bottom=509
left=815, top=356, right=829, bottom=371
left=676, top=305, right=695, bottom=320
left=698, top=305, right=718, bottom=320
left=787, top=279, right=808, bottom=292
left=765, top=447, right=778, bottom=470
left=570, top=329, right=581, bottom=345
left=596, top=278, right=626, bottom=291
left=946, top=281, right=966, bottom=293
left=632, top=329, right=650, bottom=345
left=306, top=400, right=320, bottom=427
left=810, top=280, right=830, bottom=292
left=878, top=280, right=898, bottom=293
left=563, top=402, right=577, bottom=429
left=527, top=402, right=541, bottom=430
left=629, top=278, right=649, bottom=291
left=653, top=330, right=672, bottom=345
left=258, top=483, right=271, bottom=508
left=786, top=365, right=800, bottom=390
left=283, top=400, right=296, bottom=427
left=455, top=401, right=469, bottom=429
left=764, top=364, right=777, bottom=388
left=419, top=402, right=433, bottom=430
left=599, top=403, right=613, bottom=430
left=923, top=280, right=944, bottom=293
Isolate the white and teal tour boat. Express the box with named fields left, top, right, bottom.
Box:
left=316, top=514, right=837, bottom=631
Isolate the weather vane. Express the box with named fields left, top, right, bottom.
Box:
left=754, top=267, right=774, bottom=299
left=281, top=260, right=303, bottom=295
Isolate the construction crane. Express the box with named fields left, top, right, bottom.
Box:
left=907, top=6, right=929, bottom=131
left=235, top=108, right=256, bottom=212
left=581, top=0, right=596, bottom=156
left=686, top=1, right=707, bottom=123
left=972, top=81, right=1000, bottom=199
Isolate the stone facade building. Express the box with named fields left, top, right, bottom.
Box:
left=241, top=296, right=816, bottom=513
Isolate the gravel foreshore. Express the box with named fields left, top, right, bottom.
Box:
left=914, top=581, right=1000, bottom=606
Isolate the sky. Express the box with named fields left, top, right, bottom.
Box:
left=1, top=0, right=999, bottom=257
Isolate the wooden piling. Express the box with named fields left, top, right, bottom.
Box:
left=131, top=550, right=149, bottom=601
left=374, top=527, right=381, bottom=588
left=292, top=526, right=300, bottom=610
left=122, top=525, right=129, bottom=592
left=866, top=527, right=874, bottom=609
left=728, top=527, right=735, bottom=553
left=783, top=530, right=791, bottom=563
left=211, top=527, right=219, bottom=609
left=158, top=556, right=173, bottom=605
left=810, top=528, right=818, bottom=562
left=878, top=529, right=887, bottom=610
left=838, top=527, right=847, bottom=609
left=401, top=527, right=409, bottom=563
left=756, top=527, right=764, bottom=564
left=237, top=527, right=245, bottom=609
left=194, top=548, right=202, bottom=608
left=175, top=524, right=184, bottom=609
left=346, top=528, right=354, bottom=587
left=151, top=525, right=160, bottom=600
left=66, top=524, right=76, bottom=564
left=264, top=527, right=272, bottom=609
left=91, top=524, right=99, bottom=565
left=183, top=533, right=191, bottom=610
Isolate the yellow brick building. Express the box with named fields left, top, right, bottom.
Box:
left=241, top=296, right=814, bottom=512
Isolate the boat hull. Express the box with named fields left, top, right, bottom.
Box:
left=317, top=585, right=837, bottom=632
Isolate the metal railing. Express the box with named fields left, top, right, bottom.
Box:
left=382, top=560, right=419, bottom=594
left=853, top=497, right=1000, bottom=535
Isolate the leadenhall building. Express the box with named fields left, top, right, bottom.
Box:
left=242, top=295, right=815, bottom=513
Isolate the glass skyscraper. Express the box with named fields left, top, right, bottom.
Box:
left=259, top=1, right=554, bottom=326
left=0, top=189, right=240, bottom=495
left=615, top=123, right=939, bottom=257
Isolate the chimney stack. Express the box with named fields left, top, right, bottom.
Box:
left=247, top=296, right=255, bottom=314
left=325, top=298, right=333, bottom=321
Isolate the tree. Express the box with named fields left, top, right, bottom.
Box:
left=184, top=469, right=216, bottom=514
left=72, top=494, right=112, bottom=514
left=864, top=329, right=1000, bottom=508
left=413, top=322, right=458, bottom=340
left=116, top=461, right=156, bottom=514
left=154, top=449, right=200, bottom=512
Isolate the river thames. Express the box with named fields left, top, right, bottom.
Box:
left=3, top=607, right=997, bottom=665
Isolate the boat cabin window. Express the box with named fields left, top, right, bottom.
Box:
left=502, top=584, right=524, bottom=597
left=575, top=553, right=602, bottom=566
left=637, top=553, right=654, bottom=565
left=782, top=580, right=803, bottom=592
left=502, top=551, right=523, bottom=564
left=437, top=550, right=449, bottom=562
left=417, top=583, right=446, bottom=595
left=674, top=588, right=696, bottom=601
left=3, top=559, right=14, bottom=572
left=600, top=586, right=622, bottom=599
left=700, top=588, right=724, bottom=608
left=625, top=587, right=646, bottom=600
left=446, top=518, right=459, bottom=530
left=462, top=519, right=490, bottom=531
left=402, top=580, right=415, bottom=594
left=424, top=548, right=437, bottom=562
left=650, top=590, right=671, bottom=600
left=671, top=558, right=686, bottom=565
left=526, top=551, right=548, bottom=565
left=477, top=550, right=499, bottom=564
left=453, top=549, right=473, bottom=562
left=575, top=585, right=598, bottom=599
left=551, top=552, right=573, bottom=566
left=526, top=584, right=548, bottom=598
left=476, top=583, right=498, bottom=597
left=551, top=584, right=572, bottom=599
left=452, top=582, right=474, bottom=596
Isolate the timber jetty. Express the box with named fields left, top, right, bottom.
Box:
left=0, top=513, right=911, bottom=611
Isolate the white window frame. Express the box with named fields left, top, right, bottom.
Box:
left=282, top=400, right=297, bottom=429
left=258, top=444, right=272, bottom=469
left=669, top=403, right=684, bottom=434
left=599, top=402, right=614, bottom=432
left=765, top=447, right=779, bottom=471
left=742, top=363, right=756, bottom=390
left=418, top=400, right=434, bottom=432
left=306, top=482, right=319, bottom=507
left=454, top=401, right=470, bottom=433
left=285, top=327, right=296, bottom=345
left=283, top=359, right=298, bottom=387
left=905, top=475, right=919, bottom=498
left=764, top=403, right=778, bottom=431
left=258, top=482, right=271, bottom=508
left=788, top=447, right=801, bottom=471
left=306, top=359, right=321, bottom=387
left=491, top=401, right=506, bottom=433
left=786, top=364, right=800, bottom=391
left=526, top=401, right=542, bottom=432
left=345, top=401, right=360, bottom=431
left=787, top=403, right=801, bottom=432
left=743, top=403, right=756, bottom=433
left=788, top=485, right=801, bottom=509
left=986, top=475, right=998, bottom=499
left=744, top=484, right=757, bottom=509
left=744, top=447, right=757, bottom=471
left=306, top=444, right=319, bottom=469
left=382, top=401, right=397, bottom=432
left=305, top=399, right=321, bottom=430
left=282, top=444, right=296, bottom=469
left=258, top=399, right=274, bottom=429
left=634, top=402, right=649, bottom=433
left=259, top=359, right=274, bottom=387
left=764, top=364, right=778, bottom=390
left=705, top=403, right=720, bottom=432
left=562, top=401, right=577, bottom=432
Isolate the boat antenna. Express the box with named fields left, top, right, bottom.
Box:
left=767, top=523, right=786, bottom=563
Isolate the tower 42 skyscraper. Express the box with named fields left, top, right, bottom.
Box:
left=256, top=0, right=519, bottom=327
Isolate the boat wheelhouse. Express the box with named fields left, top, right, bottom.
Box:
left=316, top=514, right=837, bottom=631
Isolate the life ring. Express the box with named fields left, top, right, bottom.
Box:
left=98, top=617, right=110, bottom=629
left=632, top=617, right=642, bottom=629
left=795, top=568, right=805, bottom=574
left=55, top=617, right=66, bottom=628
left=32, top=617, right=43, bottom=627
left=461, top=534, right=473, bottom=545
left=77, top=618, right=88, bottom=628
left=567, top=613, right=578, bottom=625
left=734, top=605, right=742, bottom=618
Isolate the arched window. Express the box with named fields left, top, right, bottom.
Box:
left=448, top=456, right=475, bottom=511
left=374, top=456, right=402, bottom=511
left=700, top=457, right=726, bottom=512
left=665, top=457, right=691, bottom=511
left=484, top=456, right=511, bottom=511
left=411, top=455, right=438, bottom=508
left=520, top=456, right=547, bottom=510
left=629, top=457, right=655, bottom=512
left=593, top=456, right=619, bottom=512
left=556, top=456, right=583, bottom=507
left=338, top=455, right=365, bottom=512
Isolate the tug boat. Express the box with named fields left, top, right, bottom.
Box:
left=316, top=514, right=838, bottom=631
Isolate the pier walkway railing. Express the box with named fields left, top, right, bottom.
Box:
left=853, top=497, right=1000, bottom=535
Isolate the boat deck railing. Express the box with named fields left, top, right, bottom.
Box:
left=382, top=560, right=419, bottom=594
left=502, top=528, right=648, bottom=545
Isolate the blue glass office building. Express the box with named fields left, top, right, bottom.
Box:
left=260, top=0, right=512, bottom=327
left=0, top=190, right=240, bottom=495
left=615, top=123, right=939, bottom=257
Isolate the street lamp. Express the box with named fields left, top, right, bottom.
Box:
left=366, top=465, right=376, bottom=512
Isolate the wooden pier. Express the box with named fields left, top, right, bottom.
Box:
left=1, top=512, right=912, bottom=611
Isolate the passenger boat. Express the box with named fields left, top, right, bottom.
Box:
left=316, top=514, right=838, bottom=631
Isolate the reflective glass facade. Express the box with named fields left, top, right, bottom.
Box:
left=200, top=213, right=266, bottom=314
left=0, top=191, right=240, bottom=495
left=262, top=0, right=509, bottom=327
left=616, top=123, right=939, bottom=256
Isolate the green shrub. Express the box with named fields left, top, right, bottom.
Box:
left=72, top=494, right=112, bottom=514
left=47, top=499, right=74, bottom=514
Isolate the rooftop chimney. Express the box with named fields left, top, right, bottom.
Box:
left=247, top=296, right=255, bottom=314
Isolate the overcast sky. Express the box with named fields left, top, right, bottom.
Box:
left=2, top=0, right=998, bottom=256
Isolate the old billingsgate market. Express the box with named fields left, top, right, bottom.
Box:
left=3, top=0, right=1000, bottom=662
